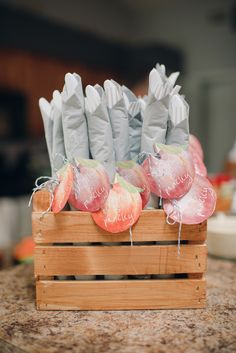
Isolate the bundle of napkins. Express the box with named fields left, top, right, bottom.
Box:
left=37, top=63, right=216, bottom=233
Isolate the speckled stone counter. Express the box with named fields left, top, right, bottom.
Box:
left=0, top=258, right=235, bottom=353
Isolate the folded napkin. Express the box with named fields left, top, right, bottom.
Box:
left=122, top=86, right=143, bottom=160
left=85, top=85, right=116, bottom=182
left=155, top=63, right=180, bottom=88
left=166, top=94, right=189, bottom=146
left=128, top=101, right=142, bottom=160
left=104, top=80, right=130, bottom=161
left=122, top=85, right=137, bottom=103
left=39, top=97, right=53, bottom=174
left=61, top=73, right=89, bottom=160
left=51, top=90, right=66, bottom=172
left=141, top=68, right=169, bottom=153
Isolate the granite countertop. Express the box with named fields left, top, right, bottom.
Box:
left=0, top=258, right=235, bottom=353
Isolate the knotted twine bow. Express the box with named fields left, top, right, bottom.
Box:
left=28, top=176, right=59, bottom=218
left=28, top=153, right=69, bottom=218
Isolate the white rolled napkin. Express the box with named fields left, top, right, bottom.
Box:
left=166, top=94, right=189, bottom=146
left=128, top=101, right=142, bottom=160
left=85, top=85, right=116, bottom=182
left=122, top=85, right=137, bottom=103
left=39, top=97, right=53, bottom=174
left=61, top=73, right=89, bottom=161
left=141, top=66, right=182, bottom=152
left=141, top=68, right=169, bottom=153
left=94, top=83, right=104, bottom=97
left=155, top=62, right=180, bottom=88
left=51, top=90, right=66, bottom=172
left=122, top=86, right=143, bottom=159
left=104, top=80, right=130, bottom=161
left=138, top=97, right=146, bottom=116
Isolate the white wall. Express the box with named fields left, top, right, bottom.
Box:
left=132, top=0, right=235, bottom=71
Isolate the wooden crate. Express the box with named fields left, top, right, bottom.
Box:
left=32, top=190, right=207, bottom=310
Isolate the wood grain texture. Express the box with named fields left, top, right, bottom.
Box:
left=32, top=210, right=207, bottom=243
left=188, top=239, right=207, bottom=279
left=33, top=191, right=54, bottom=280
left=32, top=190, right=51, bottom=212
left=34, top=244, right=207, bottom=276
left=36, top=278, right=206, bottom=310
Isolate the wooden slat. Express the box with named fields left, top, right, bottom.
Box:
left=32, top=191, right=54, bottom=280
left=34, top=244, right=207, bottom=276
left=188, top=239, right=207, bottom=279
left=36, top=278, right=206, bottom=310
left=32, top=211, right=207, bottom=243
left=33, top=190, right=208, bottom=311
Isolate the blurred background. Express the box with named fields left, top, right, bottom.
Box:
left=0, top=0, right=236, bottom=266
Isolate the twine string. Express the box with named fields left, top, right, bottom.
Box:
left=166, top=200, right=183, bottom=256
left=29, top=155, right=77, bottom=218
left=173, top=200, right=183, bottom=256
left=166, top=213, right=176, bottom=225
left=28, top=176, right=59, bottom=219
left=136, top=151, right=153, bottom=165
left=177, top=219, right=182, bottom=256
left=129, top=226, right=133, bottom=246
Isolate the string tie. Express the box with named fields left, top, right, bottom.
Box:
left=166, top=200, right=183, bottom=256
left=28, top=176, right=59, bottom=219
